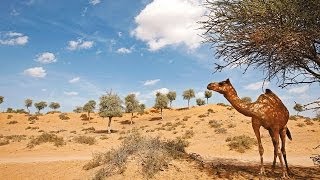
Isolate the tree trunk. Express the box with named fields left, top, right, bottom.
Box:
left=161, top=108, right=163, bottom=120
left=27, top=107, right=30, bottom=114
left=188, top=99, right=190, bottom=108
left=170, top=101, right=172, bottom=108
left=207, top=98, right=209, bottom=104
left=131, top=112, right=133, bottom=125
left=107, top=117, right=112, bottom=134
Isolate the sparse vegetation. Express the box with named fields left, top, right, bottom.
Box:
left=196, top=98, right=206, bottom=106
left=182, top=130, right=194, bottom=139
left=7, top=120, right=18, bottom=124
left=297, top=123, right=305, bottom=127
left=167, top=91, right=177, bottom=108
left=294, top=103, right=304, bottom=115
left=59, top=113, right=70, bottom=120
left=27, top=132, right=65, bottom=148
left=209, top=120, right=222, bottom=128
left=227, top=123, right=236, bottom=128
left=207, top=108, right=214, bottom=113
left=83, top=100, right=96, bottom=120
left=241, top=97, right=252, bottom=103
left=0, top=139, right=9, bottom=146
left=25, top=126, right=39, bottom=130
left=73, top=106, right=83, bottom=113
left=183, top=89, right=195, bottom=108
left=83, top=132, right=189, bottom=179
left=81, top=127, right=95, bottom=133
left=25, top=99, right=32, bottom=114
left=226, top=135, right=257, bottom=153
left=34, top=101, right=47, bottom=113
left=73, top=135, right=96, bottom=145
left=154, top=92, right=169, bottom=120
left=7, top=114, right=13, bottom=119
left=183, top=116, right=191, bottom=121
left=204, top=90, right=212, bottom=104
left=215, top=128, right=227, bottom=134
left=80, top=113, right=89, bottom=121
left=125, top=94, right=140, bottom=125
left=5, top=135, right=27, bottom=142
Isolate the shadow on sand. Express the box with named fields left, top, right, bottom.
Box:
left=94, top=129, right=119, bottom=134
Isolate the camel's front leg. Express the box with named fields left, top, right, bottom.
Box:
left=252, top=122, right=265, bottom=175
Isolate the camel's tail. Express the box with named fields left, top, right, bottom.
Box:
left=286, top=128, right=292, bottom=141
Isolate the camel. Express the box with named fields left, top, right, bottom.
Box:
left=207, top=79, right=292, bottom=178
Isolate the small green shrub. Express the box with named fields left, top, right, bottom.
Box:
left=226, top=135, right=257, bottom=153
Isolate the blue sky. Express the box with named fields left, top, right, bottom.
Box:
left=0, top=0, right=319, bottom=117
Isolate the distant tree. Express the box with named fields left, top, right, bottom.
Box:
left=293, top=103, right=304, bottom=115
left=83, top=100, right=96, bottom=120
left=241, top=97, right=252, bottom=104
left=34, top=101, right=47, bottom=113
left=166, top=91, right=176, bottom=108
left=73, top=106, right=83, bottom=113
left=196, top=98, right=206, bottom=106
left=125, top=94, right=140, bottom=124
left=49, top=102, right=60, bottom=112
left=99, top=92, right=123, bottom=133
left=0, top=96, right=4, bottom=111
left=204, top=90, right=212, bottom=104
left=6, top=108, right=14, bottom=113
left=25, top=99, right=33, bottom=114
left=182, top=89, right=195, bottom=108
left=154, top=93, right=169, bottom=120
left=138, top=103, right=146, bottom=114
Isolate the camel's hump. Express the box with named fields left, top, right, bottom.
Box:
left=265, top=89, right=272, bottom=94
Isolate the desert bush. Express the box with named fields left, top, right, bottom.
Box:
left=59, top=113, right=70, bottom=120
left=100, top=135, right=108, bottom=140
left=0, top=139, right=9, bottom=146
left=28, top=115, right=39, bottom=121
left=70, top=130, right=77, bottom=134
left=227, top=123, right=236, bottom=128
left=183, top=116, right=191, bottom=121
left=73, top=136, right=96, bottom=145
left=207, top=108, right=214, bottom=113
left=7, top=120, right=18, bottom=124
left=27, top=132, right=65, bottom=148
left=209, top=120, right=222, bottom=128
left=226, top=135, right=257, bottom=153
left=297, top=123, right=305, bottom=127
left=182, top=130, right=194, bottom=139
left=81, top=127, right=95, bottom=133
left=198, top=114, right=208, bottom=118
left=305, top=119, right=314, bottom=125
left=7, top=115, right=13, bottom=119
left=80, top=114, right=89, bottom=121
left=5, top=135, right=27, bottom=142
left=25, top=126, right=39, bottom=130
left=83, top=132, right=189, bottom=179
left=215, top=128, right=227, bottom=134
left=217, top=103, right=228, bottom=107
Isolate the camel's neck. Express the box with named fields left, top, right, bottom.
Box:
left=223, top=87, right=257, bottom=117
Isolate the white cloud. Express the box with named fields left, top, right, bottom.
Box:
left=132, top=0, right=206, bottom=51
left=244, top=81, right=270, bottom=90
left=116, top=47, right=132, bottom=54
left=69, top=77, right=80, bottom=83
left=67, top=39, right=94, bottom=50
left=41, top=89, right=47, bottom=92
left=36, top=52, right=57, bottom=64
left=144, top=79, right=160, bottom=86
left=23, top=67, right=46, bottom=78
left=64, top=91, right=79, bottom=96
left=10, top=9, right=20, bottom=16
left=288, top=85, right=309, bottom=94
left=118, top=32, right=122, bottom=37
left=195, top=91, right=204, bottom=98
left=0, top=32, right=28, bottom=46
left=153, top=88, right=169, bottom=95
left=89, top=0, right=101, bottom=5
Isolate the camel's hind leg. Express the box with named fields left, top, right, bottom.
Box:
left=252, top=119, right=265, bottom=175
left=273, top=129, right=289, bottom=178
left=280, top=128, right=291, bottom=176
left=268, top=129, right=277, bottom=170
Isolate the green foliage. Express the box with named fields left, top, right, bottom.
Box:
left=201, top=0, right=320, bottom=87
left=154, top=93, right=169, bottom=110
left=204, top=90, right=212, bottom=104
left=226, top=135, right=257, bottom=153
left=49, top=102, right=60, bottom=110
left=293, top=103, right=304, bottom=115
left=0, top=96, right=3, bottom=104
left=34, top=101, right=47, bottom=113
left=73, top=106, right=83, bottom=113
left=99, top=93, right=123, bottom=118
left=196, top=98, right=206, bottom=106
left=182, top=89, right=195, bottom=108
left=83, top=100, right=96, bottom=113
left=241, top=97, right=252, bottom=103
left=125, top=94, right=140, bottom=113
left=25, top=99, right=32, bottom=113
left=167, top=91, right=176, bottom=107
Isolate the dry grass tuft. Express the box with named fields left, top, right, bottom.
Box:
left=182, top=130, right=194, bottom=139
left=28, top=115, right=39, bottom=121
left=59, top=113, right=70, bottom=120
left=7, top=115, right=13, bottom=119
left=226, top=135, right=257, bottom=153
left=296, top=123, right=305, bottom=127
left=73, top=135, right=96, bottom=145
left=5, top=135, right=27, bottom=142
left=25, top=126, right=39, bottom=130
left=27, top=132, right=65, bottom=148
left=207, top=108, right=214, bottom=113
left=209, top=120, right=222, bottom=128
left=7, top=120, right=18, bottom=124
left=81, top=127, right=95, bottom=133
left=215, top=128, right=227, bottom=134
left=84, top=132, right=189, bottom=179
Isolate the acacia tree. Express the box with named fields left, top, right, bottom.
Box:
left=83, top=100, right=96, bottom=120
left=73, top=106, right=83, bottom=113
left=204, top=90, right=212, bottom=104
left=0, top=96, right=4, bottom=111
left=201, top=0, right=320, bottom=110
left=166, top=91, right=176, bottom=108
left=34, top=101, right=47, bottom=113
left=293, top=103, right=304, bottom=115
left=183, top=89, right=195, bottom=108
left=99, top=92, right=123, bottom=133
left=154, top=93, right=169, bottom=120
left=49, top=102, right=60, bottom=112
left=125, top=94, right=140, bottom=124
left=138, top=104, right=146, bottom=114
left=196, top=98, right=206, bottom=106
left=25, top=99, right=33, bottom=113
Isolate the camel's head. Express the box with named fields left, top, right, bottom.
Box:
left=207, top=79, right=232, bottom=94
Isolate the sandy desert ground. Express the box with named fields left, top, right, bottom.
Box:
left=0, top=104, right=319, bottom=179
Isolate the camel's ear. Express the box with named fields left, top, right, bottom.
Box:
left=226, top=78, right=230, bottom=83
